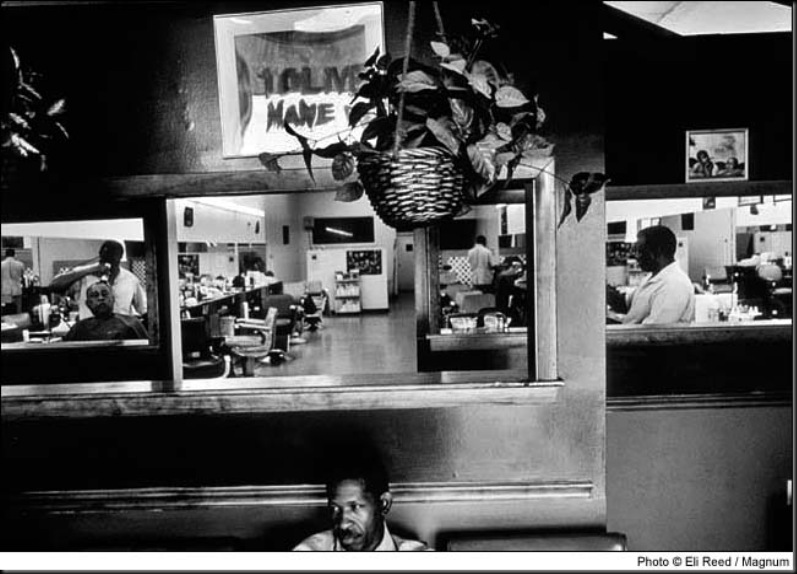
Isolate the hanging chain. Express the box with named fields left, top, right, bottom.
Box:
left=393, top=0, right=417, bottom=157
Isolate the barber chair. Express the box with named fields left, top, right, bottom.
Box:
left=181, top=317, right=229, bottom=379
left=226, top=307, right=287, bottom=374
left=261, top=293, right=302, bottom=348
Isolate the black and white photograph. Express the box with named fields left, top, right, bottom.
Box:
left=686, top=128, right=749, bottom=183
left=1, top=1, right=792, bottom=571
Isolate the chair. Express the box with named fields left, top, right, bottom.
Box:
left=261, top=293, right=302, bottom=349
left=458, top=291, right=496, bottom=314
left=305, top=280, right=330, bottom=317
left=181, top=317, right=229, bottom=379
left=704, top=266, right=733, bottom=294
left=226, top=307, right=285, bottom=374
left=446, top=531, right=627, bottom=551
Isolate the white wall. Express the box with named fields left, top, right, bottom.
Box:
left=174, top=199, right=264, bottom=244
left=297, top=191, right=397, bottom=294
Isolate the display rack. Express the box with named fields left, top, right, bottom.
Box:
left=334, top=271, right=361, bottom=314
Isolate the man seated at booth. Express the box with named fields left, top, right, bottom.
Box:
left=294, top=452, right=429, bottom=552
left=63, top=281, right=149, bottom=342
left=607, top=225, right=695, bottom=325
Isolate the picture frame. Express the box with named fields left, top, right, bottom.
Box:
left=213, top=3, right=384, bottom=158
left=685, top=128, right=748, bottom=183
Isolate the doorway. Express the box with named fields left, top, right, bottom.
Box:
left=396, top=233, right=414, bottom=292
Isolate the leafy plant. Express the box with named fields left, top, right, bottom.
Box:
left=260, top=16, right=606, bottom=225
left=1, top=46, right=68, bottom=171
left=261, top=18, right=553, bottom=200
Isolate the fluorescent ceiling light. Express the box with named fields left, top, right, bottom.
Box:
left=190, top=198, right=265, bottom=217
left=605, top=1, right=792, bottom=35
left=325, top=226, right=353, bottom=237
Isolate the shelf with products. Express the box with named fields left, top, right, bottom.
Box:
left=334, top=271, right=361, bottom=314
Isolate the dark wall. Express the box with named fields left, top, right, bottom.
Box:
left=1, top=0, right=604, bottom=181
left=605, top=33, right=792, bottom=185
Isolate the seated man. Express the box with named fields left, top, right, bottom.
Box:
left=64, top=281, right=149, bottom=342
left=608, top=225, right=695, bottom=325
left=294, top=453, right=429, bottom=552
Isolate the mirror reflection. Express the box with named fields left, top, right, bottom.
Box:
left=171, top=192, right=529, bottom=381
left=606, top=195, right=792, bottom=326
left=1, top=218, right=153, bottom=347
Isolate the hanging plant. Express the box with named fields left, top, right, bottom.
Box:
left=259, top=3, right=606, bottom=229
left=1, top=46, right=68, bottom=171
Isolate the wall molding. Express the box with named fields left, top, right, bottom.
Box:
left=1, top=375, right=562, bottom=420
left=8, top=481, right=595, bottom=515
left=607, top=391, right=793, bottom=412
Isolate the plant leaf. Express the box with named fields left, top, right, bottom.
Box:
left=310, top=141, right=351, bottom=159
left=361, top=115, right=393, bottom=144
left=364, top=46, right=380, bottom=68
left=467, top=142, right=498, bottom=195
left=47, top=99, right=66, bottom=116
left=575, top=194, right=592, bottom=221
left=397, top=70, right=437, bottom=93
left=465, top=72, right=492, bottom=99
left=495, top=85, right=530, bottom=108
left=331, top=152, right=355, bottom=181
left=348, top=101, right=373, bottom=127
left=335, top=181, right=364, bottom=202
left=258, top=152, right=283, bottom=174
left=558, top=187, right=573, bottom=228
left=441, top=58, right=467, bottom=75
left=569, top=172, right=610, bottom=196
left=430, top=41, right=451, bottom=58
left=283, top=122, right=315, bottom=182
left=496, top=122, right=512, bottom=141
left=426, top=117, right=461, bottom=156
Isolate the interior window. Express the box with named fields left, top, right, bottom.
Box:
left=1, top=214, right=168, bottom=385
left=170, top=188, right=534, bottom=381
left=606, top=195, right=792, bottom=324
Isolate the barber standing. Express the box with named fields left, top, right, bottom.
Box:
left=50, top=240, right=146, bottom=320
left=467, top=235, right=499, bottom=293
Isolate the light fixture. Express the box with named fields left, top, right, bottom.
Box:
left=326, top=226, right=353, bottom=237
left=190, top=198, right=265, bottom=217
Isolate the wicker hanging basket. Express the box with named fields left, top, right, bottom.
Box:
left=357, top=147, right=466, bottom=231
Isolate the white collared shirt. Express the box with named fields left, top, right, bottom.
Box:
left=623, top=261, right=695, bottom=325
left=293, top=522, right=429, bottom=551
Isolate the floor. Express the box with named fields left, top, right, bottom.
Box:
left=253, top=292, right=416, bottom=377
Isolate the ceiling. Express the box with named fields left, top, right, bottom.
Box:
left=605, top=1, right=792, bottom=35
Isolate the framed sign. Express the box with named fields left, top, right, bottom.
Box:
left=214, top=3, right=384, bottom=158
left=738, top=195, right=763, bottom=207
left=686, top=128, right=748, bottom=183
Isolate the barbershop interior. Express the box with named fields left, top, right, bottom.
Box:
left=1, top=0, right=792, bottom=556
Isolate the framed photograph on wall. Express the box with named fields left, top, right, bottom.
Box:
left=214, top=3, right=384, bottom=158
left=686, top=128, right=748, bottom=183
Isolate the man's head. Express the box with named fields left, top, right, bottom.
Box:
left=476, top=235, right=487, bottom=246
left=5, top=248, right=15, bottom=258
left=325, top=455, right=392, bottom=551
left=98, top=240, right=124, bottom=268
left=85, top=281, right=115, bottom=318
left=636, top=225, right=677, bottom=274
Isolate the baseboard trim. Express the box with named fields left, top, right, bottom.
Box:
left=10, top=480, right=594, bottom=514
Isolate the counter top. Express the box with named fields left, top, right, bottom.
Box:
left=606, top=319, right=792, bottom=346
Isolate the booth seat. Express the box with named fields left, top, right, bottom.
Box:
left=446, top=531, right=627, bottom=551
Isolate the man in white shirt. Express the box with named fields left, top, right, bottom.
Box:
left=613, top=225, right=695, bottom=325
left=50, top=240, right=147, bottom=320
left=467, top=235, right=498, bottom=293
left=294, top=453, right=429, bottom=551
